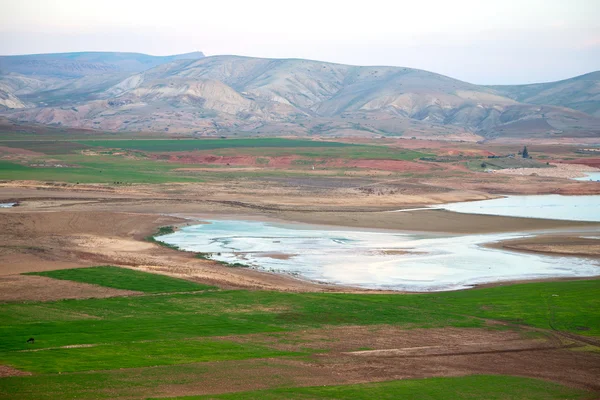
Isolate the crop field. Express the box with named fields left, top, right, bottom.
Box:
left=0, top=265, right=598, bottom=399
left=0, top=158, right=201, bottom=183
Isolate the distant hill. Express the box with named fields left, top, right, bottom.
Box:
left=0, top=51, right=206, bottom=77
left=1, top=53, right=598, bottom=140
left=490, top=71, right=600, bottom=117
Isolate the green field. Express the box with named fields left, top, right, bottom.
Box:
left=0, top=136, right=431, bottom=183
left=0, top=158, right=200, bottom=184
left=161, top=375, right=595, bottom=400
left=1, top=266, right=598, bottom=399
left=1, top=276, right=598, bottom=370
left=26, top=266, right=215, bottom=293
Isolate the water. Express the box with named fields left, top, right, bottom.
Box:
left=440, top=195, right=600, bottom=222
left=158, top=219, right=600, bottom=292
left=573, top=172, right=600, bottom=182
left=0, top=203, right=16, bottom=208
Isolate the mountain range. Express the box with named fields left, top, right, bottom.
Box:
left=0, top=51, right=598, bottom=140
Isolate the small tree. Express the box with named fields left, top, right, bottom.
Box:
left=522, top=146, right=529, bottom=159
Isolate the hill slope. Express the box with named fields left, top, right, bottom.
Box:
left=1, top=54, right=598, bottom=139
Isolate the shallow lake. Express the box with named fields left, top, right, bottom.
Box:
left=159, top=219, right=600, bottom=291
left=0, top=203, right=16, bottom=208
left=440, top=195, right=600, bottom=222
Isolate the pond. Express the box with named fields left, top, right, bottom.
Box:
left=158, top=219, right=600, bottom=292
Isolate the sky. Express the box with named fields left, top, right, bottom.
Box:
left=0, top=0, right=599, bottom=84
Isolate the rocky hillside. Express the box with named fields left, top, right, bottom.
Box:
left=1, top=53, right=598, bottom=139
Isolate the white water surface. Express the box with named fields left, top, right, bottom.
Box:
left=159, top=219, right=600, bottom=291
left=573, top=172, right=600, bottom=182
left=440, top=195, right=600, bottom=222
left=0, top=203, right=16, bottom=208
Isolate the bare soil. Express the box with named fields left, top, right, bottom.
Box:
left=0, top=365, right=31, bottom=378
left=0, top=274, right=139, bottom=302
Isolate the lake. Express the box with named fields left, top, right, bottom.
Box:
left=158, top=218, right=600, bottom=292
left=440, top=195, right=600, bottom=222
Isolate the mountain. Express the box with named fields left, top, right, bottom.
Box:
left=0, top=51, right=206, bottom=109
left=1, top=53, right=598, bottom=139
left=490, top=71, right=600, bottom=117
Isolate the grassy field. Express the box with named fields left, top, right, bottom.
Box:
left=0, top=158, right=201, bottom=184
left=1, top=275, right=598, bottom=369
left=26, top=266, right=215, bottom=293
left=160, top=375, right=595, bottom=400
left=0, top=266, right=598, bottom=399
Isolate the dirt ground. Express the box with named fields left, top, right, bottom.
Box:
left=0, top=274, right=140, bottom=302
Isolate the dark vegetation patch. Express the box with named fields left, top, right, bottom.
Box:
left=25, top=266, right=215, bottom=293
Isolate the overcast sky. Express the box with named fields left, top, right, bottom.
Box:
left=1, top=0, right=598, bottom=84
